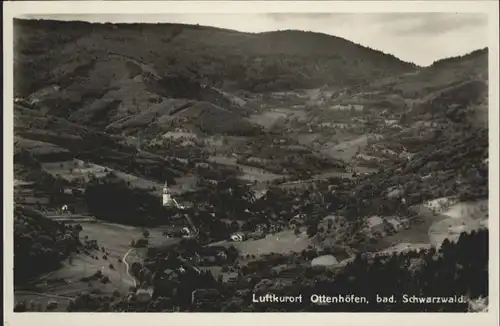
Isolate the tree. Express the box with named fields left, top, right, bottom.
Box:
left=14, top=300, right=27, bottom=312
left=306, top=223, right=318, bottom=237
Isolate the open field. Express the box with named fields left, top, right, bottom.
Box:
left=41, top=159, right=191, bottom=195
left=374, top=199, right=488, bottom=252
left=246, top=111, right=287, bottom=130
left=429, top=217, right=484, bottom=247
left=443, top=200, right=488, bottom=219
left=377, top=242, right=432, bottom=255
left=15, top=137, right=71, bottom=156
left=41, top=160, right=109, bottom=182
left=428, top=200, right=488, bottom=247
left=321, top=134, right=381, bottom=162
left=371, top=205, right=449, bottom=252
left=14, top=291, right=73, bottom=312
left=208, top=229, right=312, bottom=257
left=208, top=155, right=285, bottom=183
left=246, top=107, right=307, bottom=130
left=81, top=221, right=175, bottom=252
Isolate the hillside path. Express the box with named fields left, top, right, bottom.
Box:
left=122, top=248, right=137, bottom=288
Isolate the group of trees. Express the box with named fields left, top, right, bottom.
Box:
left=83, top=176, right=175, bottom=226
left=14, top=206, right=83, bottom=284
left=222, top=229, right=487, bottom=312
left=278, top=229, right=488, bottom=312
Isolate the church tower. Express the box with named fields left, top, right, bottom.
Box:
left=162, top=181, right=174, bottom=207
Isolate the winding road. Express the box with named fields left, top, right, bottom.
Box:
left=122, top=248, right=137, bottom=287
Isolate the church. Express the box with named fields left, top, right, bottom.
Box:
left=162, top=181, right=174, bottom=207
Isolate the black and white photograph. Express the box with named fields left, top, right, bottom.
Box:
left=3, top=1, right=498, bottom=318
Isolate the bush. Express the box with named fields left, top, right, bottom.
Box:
left=134, top=238, right=149, bottom=248
left=14, top=300, right=27, bottom=312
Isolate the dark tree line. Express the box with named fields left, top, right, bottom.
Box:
left=83, top=177, right=176, bottom=226
left=63, top=229, right=488, bottom=312
left=14, top=206, right=83, bottom=284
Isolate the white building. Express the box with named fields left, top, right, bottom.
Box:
left=230, top=232, right=244, bottom=242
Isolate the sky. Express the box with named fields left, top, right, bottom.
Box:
left=26, top=13, right=488, bottom=66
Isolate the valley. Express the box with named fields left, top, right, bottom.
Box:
left=12, top=18, right=489, bottom=313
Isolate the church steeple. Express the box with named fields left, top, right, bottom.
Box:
left=162, top=181, right=173, bottom=206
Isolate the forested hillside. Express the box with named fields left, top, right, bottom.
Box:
left=14, top=19, right=415, bottom=97
left=14, top=206, right=82, bottom=283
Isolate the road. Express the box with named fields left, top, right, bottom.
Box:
left=18, top=247, right=138, bottom=306
left=122, top=248, right=137, bottom=288
left=45, top=215, right=97, bottom=223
